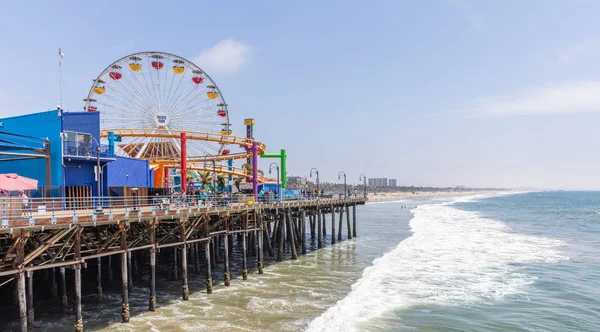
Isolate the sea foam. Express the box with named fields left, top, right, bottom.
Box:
left=306, top=197, right=567, bottom=331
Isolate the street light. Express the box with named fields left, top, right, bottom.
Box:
left=338, top=171, right=347, bottom=198
left=269, top=162, right=280, bottom=201
left=309, top=168, right=319, bottom=199
left=85, top=136, right=103, bottom=214
left=359, top=174, right=367, bottom=199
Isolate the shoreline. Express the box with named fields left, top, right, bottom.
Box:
left=366, top=190, right=502, bottom=202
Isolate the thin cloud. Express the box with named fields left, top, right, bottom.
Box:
left=558, top=39, right=599, bottom=65
left=192, top=38, right=250, bottom=74
left=447, top=0, right=485, bottom=30
left=457, top=81, right=600, bottom=117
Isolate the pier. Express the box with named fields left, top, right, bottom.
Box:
left=0, top=195, right=365, bottom=331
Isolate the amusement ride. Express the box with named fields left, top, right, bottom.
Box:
left=83, top=51, right=276, bottom=193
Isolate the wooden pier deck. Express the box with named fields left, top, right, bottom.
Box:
left=0, top=196, right=366, bottom=331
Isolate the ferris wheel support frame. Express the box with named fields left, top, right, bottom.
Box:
left=181, top=132, right=187, bottom=193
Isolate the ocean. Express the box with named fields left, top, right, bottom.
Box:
left=22, top=191, right=600, bottom=331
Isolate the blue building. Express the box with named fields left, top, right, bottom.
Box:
left=0, top=110, right=153, bottom=198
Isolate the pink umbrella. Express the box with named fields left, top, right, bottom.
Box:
left=0, top=173, right=38, bottom=191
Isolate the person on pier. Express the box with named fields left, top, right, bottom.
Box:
left=18, top=190, right=29, bottom=217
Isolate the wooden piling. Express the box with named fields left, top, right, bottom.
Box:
left=149, top=247, right=157, bottom=310
left=242, top=231, right=248, bottom=279
left=107, top=255, right=113, bottom=282
left=224, top=235, right=231, bottom=286
left=74, top=228, right=83, bottom=332
left=338, top=206, right=344, bottom=241
left=26, top=270, right=34, bottom=328
left=352, top=204, right=357, bottom=238
left=149, top=220, right=157, bottom=311
left=301, top=210, right=307, bottom=255
left=346, top=205, right=352, bottom=240
left=205, top=242, right=212, bottom=294
left=214, top=236, right=220, bottom=264
left=60, top=267, right=68, bottom=311
left=258, top=213, right=264, bottom=274
left=120, top=222, right=130, bottom=323
left=317, top=210, right=323, bottom=249
left=271, top=219, right=277, bottom=250
left=287, top=213, right=298, bottom=259
left=173, top=247, right=179, bottom=280
left=74, top=265, right=83, bottom=332
left=181, top=244, right=189, bottom=299
left=180, top=219, right=190, bottom=299
left=50, top=267, right=57, bottom=297
left=97, top=257, right=103, bottom=302
left=331, top=207, right=336, bottom=244
left=250, top=230, right=257, bottom=257
left=194, top=243, right=201, bottom=274
left=293, top=216, right=301, bottom=252
left=322, top=212, right=327, bottom=237
left=210, top=238, right=217, bottom=268
left=310, top=215, right=315, bottom=241
left=277, top=215, right=285, bottom=261
left=18, top=272, right=27, bottom=332
left=264, top=221, right=274, bottom=257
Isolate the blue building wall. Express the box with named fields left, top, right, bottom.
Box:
left=62, top=112, right=100, bottom=144
left=106, top=156, right=151, bottom=188
left=0, top=110, right=62, bottom=187
left=2, top=110, right=154, bottom=196
left=63, top=160, right=96, bottom=189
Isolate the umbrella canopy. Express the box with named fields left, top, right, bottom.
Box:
left=0, top=173, right=38, bottom=191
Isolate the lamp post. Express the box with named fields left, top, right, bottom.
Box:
left=338, top=171, right=347, bottom=199
left=86, top=136, right=102, bottom=214
left=269, top=162, right=280, bottom=201
left=309, top=168, right=319, bottom=199
left=359, top=174, right=367, bottom=199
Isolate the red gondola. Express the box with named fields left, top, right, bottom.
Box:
left=85, top=105, right=98, bottom=112
left=152, top=61, right=164, bottom=70
left=109, top=72, right=122, bottom=80
left=192, top=76, right=204, bottom=84
left=217, top=109, right=227, bottom=117
left=221, top=149, right=230, bottom=156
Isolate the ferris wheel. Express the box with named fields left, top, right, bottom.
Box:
left=84, top=51, right=230, bottom=161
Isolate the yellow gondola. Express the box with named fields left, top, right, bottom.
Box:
left=220, top=129, right=232, bottom=136
left=93, top=86, right=106, bottom=95
left=172, top=66, right=185, bottom=74
left=207, top=91, right=219, bottom=99
left=129, top=63, right=142, bottom=72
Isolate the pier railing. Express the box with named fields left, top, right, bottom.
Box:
left=0, top=193, right=366, bottom=228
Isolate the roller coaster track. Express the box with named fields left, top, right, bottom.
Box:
left=163, top=163, right=275, bottom=183
left=101, top=128, right=274, bottom=183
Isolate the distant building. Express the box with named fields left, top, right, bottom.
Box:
left=388, top=179, right=397, bottom=187
left=368, top=178, right=388, bottom=187
left=287, top=176, right=307, bottom=187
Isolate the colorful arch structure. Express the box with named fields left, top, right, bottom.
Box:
left=101, top=128, right=273, bottom=190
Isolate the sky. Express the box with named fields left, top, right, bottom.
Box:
left=2, top=0, right=600, bottom=190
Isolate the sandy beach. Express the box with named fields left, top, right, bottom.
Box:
left=366, top=191, right=497, bottom=202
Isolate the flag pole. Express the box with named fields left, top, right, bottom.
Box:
left=58, top=48, right=63, bottom=110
